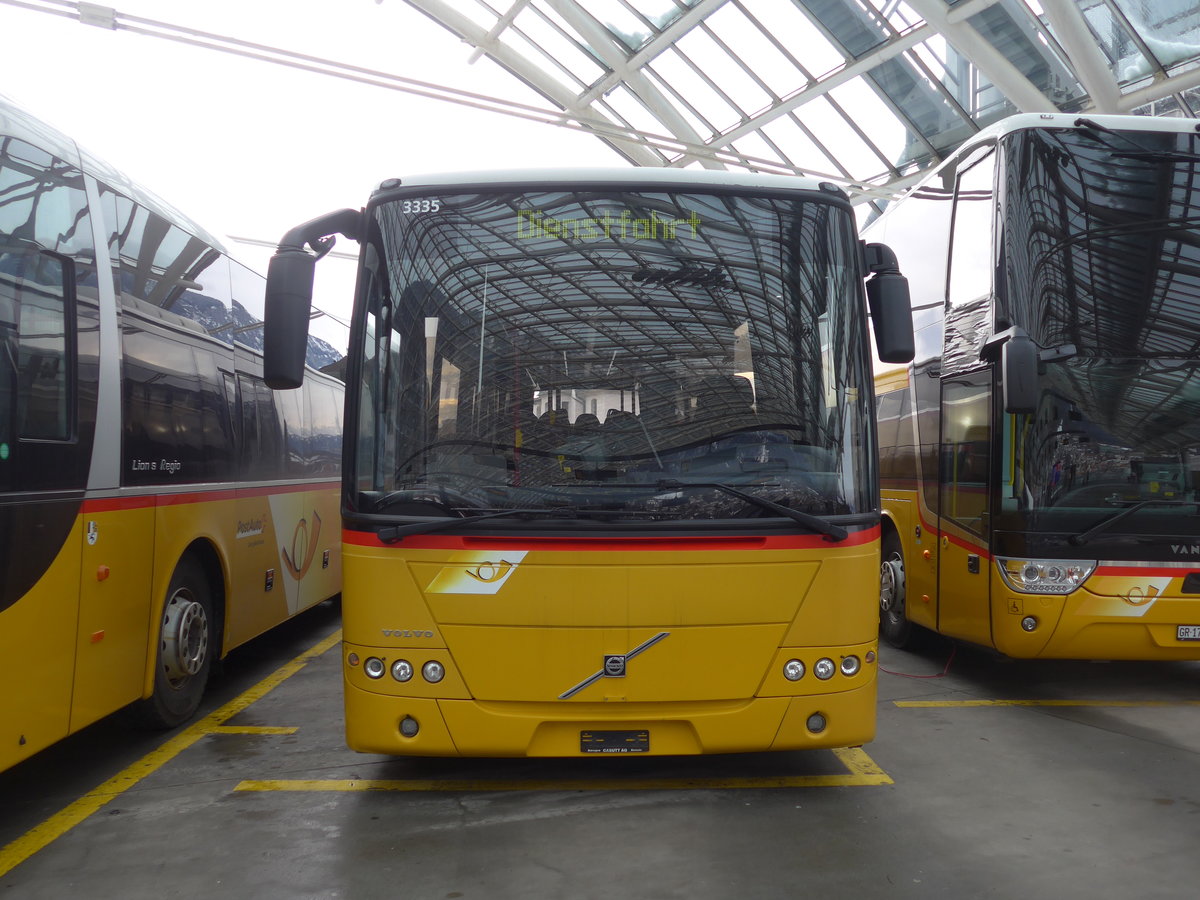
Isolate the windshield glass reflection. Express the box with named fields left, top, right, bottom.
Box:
left=353, top=186, right=873, bottom=522
left=1000, top=128, right=1200, bottom=538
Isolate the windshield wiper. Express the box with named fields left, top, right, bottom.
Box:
left=654, top=479, right=848, bottom=541
left=376, top=506, right=609, bottom=543
left=1069, top=499, right=1197, bottom=546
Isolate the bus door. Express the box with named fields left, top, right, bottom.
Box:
left=937, top=370, right=993, bottom=645
left=1, top=243, right=82, bottom=762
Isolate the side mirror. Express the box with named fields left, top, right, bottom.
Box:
left=863, top=242, right=915, bottom=363
left=1001, top=330, right=1039, bottom=413
left=263, top=249, right=316, bottom=389
left=262, top=208, right=363, bottom=390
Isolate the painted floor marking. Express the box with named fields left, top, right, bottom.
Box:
left=896, top=699, right=1200, bottom=708
left=212, top=725, right=300, bottom=735
left=233, top=747, right=893, bottom=793
left=0, top=628, right=342, bottom=878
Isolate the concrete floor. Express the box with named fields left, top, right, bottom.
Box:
left=3, top=600, right=1199, bottom=899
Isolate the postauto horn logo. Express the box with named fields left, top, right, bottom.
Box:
left=282, top=510, right=323, bottom=580
left=424, top=551, right=528, bottom=595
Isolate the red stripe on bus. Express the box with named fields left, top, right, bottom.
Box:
left=1095, top=564, right=1200, bottom=577
left=343, top=525, right=879, bottom=551
left=904, top=507, right=992, bottom=560
left=81, top=481, right=339, bottom=513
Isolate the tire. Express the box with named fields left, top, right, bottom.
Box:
left=128, top=556, right=215, bottom=729
left=879, top=531, right=913, bottom=649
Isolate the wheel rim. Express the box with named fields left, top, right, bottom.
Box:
left=161, top=588, right=209, bottom=686
left=880, top=553, right=906, bottom=624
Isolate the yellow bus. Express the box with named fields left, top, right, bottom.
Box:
left=263, top=168, right=913, bottom=756
left=867, top=113, right=1200, bottom=660
left=0, top=96, right=345, bottom=771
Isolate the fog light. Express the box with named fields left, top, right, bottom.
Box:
left=783, top=659, right=806, bottom=681
left=1021, top=616, right=1038, bottom=632
left=364, top=657, right=385, bottom=679
left=840, top=655, right=861, bottom=676
left=399, top=716, right=419, bottom=737
left=806, top=712, right=827, bottom=733
left=391, top=659, right=414, bottom=682
left=422, top=660, right=445, bottom=683
left=814, top=657, right=836, bottom=680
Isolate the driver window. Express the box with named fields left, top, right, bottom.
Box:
left=941, top=371, right=991, bottom=535
left=948, top=150, right=996, bottom=306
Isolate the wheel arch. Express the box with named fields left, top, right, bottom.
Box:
left=139, top=538, right=228, bottom=701
left=879, top=510, right=902, bottom=554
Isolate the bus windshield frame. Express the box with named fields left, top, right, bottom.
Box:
left=994, top=127, right=1200, bottom=550
left=345, top=183, right=877, bottom=531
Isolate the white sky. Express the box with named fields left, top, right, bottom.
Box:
left=0, top=0, right=628, bottom=342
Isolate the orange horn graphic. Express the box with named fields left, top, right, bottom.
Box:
left=282, top=510, right=323, bottom=579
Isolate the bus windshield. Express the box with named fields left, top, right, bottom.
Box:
left=1000, top=128, right=1200, bottom=538
left=352, top=186, right=874, bottom=523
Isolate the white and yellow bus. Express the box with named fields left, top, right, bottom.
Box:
left=263, top=168, right=913, bottom=757
left=868, top=113, right=1200, bottom=659
left=0, top=96, right=345, bottom=771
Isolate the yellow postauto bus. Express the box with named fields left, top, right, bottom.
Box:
left=868, top=113, right=1200, bottom=659
left=263, top=168, right=913, bottom=756
left=0, top=96, right=345, bottom=771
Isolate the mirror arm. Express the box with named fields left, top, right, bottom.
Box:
left=277, top=208, right=363, bottom=256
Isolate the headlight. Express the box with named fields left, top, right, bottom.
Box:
left=783, top=659, right=805, bottom=681
left=813, top=658, right=836, bottom=680
left=840, top=655, right=861, bottom=676
left=996, top=557, right=1095, bottom=594
left=422, top=660, right=445, bottom=683
left=391, top=659, right=414, bottom=682
left=363, top=657, right=386, bottom=679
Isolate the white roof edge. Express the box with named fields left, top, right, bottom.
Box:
left=876, top=111, right=1200, bottom=212
left=0, top=93, right=229, bottom=257
left=374, top=166, right=835, bottom=194
left=965, top=111, right=1200, bottom=146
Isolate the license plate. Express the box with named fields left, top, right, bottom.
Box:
left=1178, top=625, right=1200, bottom=641
left=580, top=729, right=649, bottom=754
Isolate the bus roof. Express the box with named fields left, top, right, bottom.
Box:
left=956, top=111, right=1200, bottom=154
left=0, top=93, right=229, bottom=256
left=372, top=166, right=842, bottom=198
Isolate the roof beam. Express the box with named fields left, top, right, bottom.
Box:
left=905, top=0, right=1057, bottom=112
left=467, top=0, right=533, bottom=64
left=546, top=0, right=724, bottom=169
left=1119, top=64, right=1200, bottom=113
left=1039, top=0, right=1121, bottom=112
left=671, top=0, right=1010, bottom=167
left=406, top=0, right=662, bottom=164
left=575, top=0, right=728, bottom=107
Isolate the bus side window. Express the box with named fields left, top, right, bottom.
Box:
left=6, top=248, right=73, bottom=441
left=948, top=150, right=996, bottom=306
left=876, top=390, right=903, bottom=481
left=941, top=373, right=992, bottom=535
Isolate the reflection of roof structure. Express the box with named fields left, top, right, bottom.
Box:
left=405, top=0, right=1200, bottom=212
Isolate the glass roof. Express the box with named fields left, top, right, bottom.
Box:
left=404, top=0, right=1200, bottom=210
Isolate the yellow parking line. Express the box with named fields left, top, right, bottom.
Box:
left=234, top=747, right=892, bottom=793
left=895, top=699, right=1200, bottom=708
left=0, top=628, right=342, bottom=878
left=211, top=726, right=299, bottom=735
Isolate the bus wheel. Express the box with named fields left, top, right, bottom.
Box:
left=879, top=533, right=912, bottom=648
left=129, top=557, right=215, bottom=729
